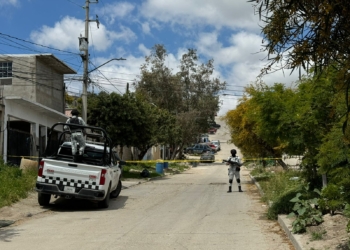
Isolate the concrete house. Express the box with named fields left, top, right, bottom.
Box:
left=0, top=54, right=76, bottom=165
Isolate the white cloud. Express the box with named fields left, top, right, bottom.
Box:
left=138, top=44, right=150, bottom=56
left=141, top=22, right=151, bottom=35
left=189, top=30, right=302, bottom=115
left=30, top=16, right=84, bottom=51
left=0, top=0, right=18, bottom=7
left=195, top=31, right=263, bottom=66
left=101, top=25, right=137, bottom=46
left=30, top=16, right=136, bottom=52
left=98, top=2, right=135, bottom=25
left=140, top=0, right=260, bottom=31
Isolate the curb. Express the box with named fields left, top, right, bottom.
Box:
left=249, top=174, right=304, bottom=250
left=249, top=174, right=265, bottom=197
left=278, top=215, right=303, bottom=250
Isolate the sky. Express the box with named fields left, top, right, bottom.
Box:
left=0, top=0, right=301, bottom=116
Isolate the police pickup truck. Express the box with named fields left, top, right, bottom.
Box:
left=36, top=122, right=125, bottom=208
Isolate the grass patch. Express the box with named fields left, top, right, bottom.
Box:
left=0, top=161, right=37, bottom=209
left=250, top=165, right=268, bottom=176
left=259, top=169, right=303, bottom=203
left=309, top=228, right=327, bottom=241
left=250, top=165, right=304, bottom=219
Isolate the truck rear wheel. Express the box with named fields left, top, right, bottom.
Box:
left=110, top=180, right=122, bottom=199
left=98, top=185, right=111, bottom=209
left=38, top=193, right=51, bottom=206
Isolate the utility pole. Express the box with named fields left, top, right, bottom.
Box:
left=79, top=0, right=99, bottom=123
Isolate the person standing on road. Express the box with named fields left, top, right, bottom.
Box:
left=226, top=149, right=243, bottom=193
left=64, top=109, right=86, bottom=162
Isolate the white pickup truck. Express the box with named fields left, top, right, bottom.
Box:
left=36, top=122, right=125, bottom=208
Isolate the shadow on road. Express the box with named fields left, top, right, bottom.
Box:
left=45, top=194, right=129, bottom=212
left=0, top=228, right=21, bottom=243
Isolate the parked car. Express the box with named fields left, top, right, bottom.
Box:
left=211, top=140, right=221, bottom=151
left=206, top=142, right=218, bottom=153
left=208, top=121, right=221, bottom=128
left=208, top=127, right=217, bottom=134
left=185, top=143, right=214, bottom=154
left=200, top=152, right=215, bottom=163
left=199, top=134, right=210, bottom=143
left=213, top=123, right=221, bottom=128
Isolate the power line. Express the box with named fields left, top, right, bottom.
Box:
left=0, top=32, right=79, bottom=55
left=89, top=61, right=123, bottom=94
left=11, top=74, right=64, bottom=91
left=66, top=0, right=84, bottom=8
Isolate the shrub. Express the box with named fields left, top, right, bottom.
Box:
left=287, top=187, right=323, bottom=234
left=250, top=166, right=304, bottom=220
left=319, top=183, right=344, bottom=215
left=267, top=186, right=303, bottom=220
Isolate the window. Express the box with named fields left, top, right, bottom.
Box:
left=0, top=61, right=12, bottom=78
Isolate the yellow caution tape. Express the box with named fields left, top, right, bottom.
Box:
left=6, top=155, right=282, bottom=162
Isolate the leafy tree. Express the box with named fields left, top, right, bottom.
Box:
left=223, top=97, right=274, bottom=164
left=65, top=93, right=75, bottom=106
left=250, top=0, right=350, bottom=133
left=224, top=82, right=297, bottom=169
left=250, top=0, right=350, bottom=75
left=224, top=64, right=350, bottom=187
left=87, top=92, right=173, bottom=160
left=134, top=44, right=226, bottom=159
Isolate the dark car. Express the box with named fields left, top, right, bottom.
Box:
left=185, top=143, right=214, bottom=154
left=208, top=127, right=217, bottom=134
left=213, top=123, right=221, bottom=128
left=209, top=121, right=221, bottom=129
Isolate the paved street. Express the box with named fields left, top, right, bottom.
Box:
left=0, top=118, right=294, bottom=250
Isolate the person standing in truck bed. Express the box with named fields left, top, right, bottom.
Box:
left=64, top=109, right=86, bottom=162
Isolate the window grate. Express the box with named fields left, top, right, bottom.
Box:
left=0, top=61, right=12, bottom=78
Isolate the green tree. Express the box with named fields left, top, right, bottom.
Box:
left=224, top=65, right=348, bottom=186
left=87, top=92, right=172, bottom=160
left=134, top=44, right=226, bottom=158
left=250, top=0, right=350, bottom=75
left=224, top=82, right=297, bottom=169
left=65, top=93, right=75, bottom=106
left=250, top=0, right=350, bottom=134
left=223, top=98, right=274, bottom=165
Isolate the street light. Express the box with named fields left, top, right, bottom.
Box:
left=88, top=58, right=126, bottom=74
left=81, top=57, right=126, bottom=123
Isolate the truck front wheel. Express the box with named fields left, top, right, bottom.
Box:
left=38, top=193, right=51, bottom=206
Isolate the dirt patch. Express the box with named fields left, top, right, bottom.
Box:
left=294, top=213, right=350, bottom=250
left=0, top=191, right=57, bottom=225
left=247, top=168, right=350, bottom=250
